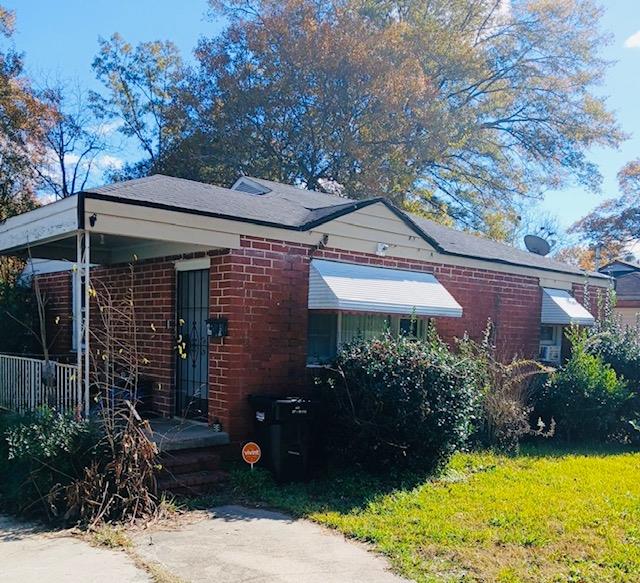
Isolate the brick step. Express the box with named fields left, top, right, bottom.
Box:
left=159, top=449, right=222, bottom=475
left=157, top=469, right=228, bottom=496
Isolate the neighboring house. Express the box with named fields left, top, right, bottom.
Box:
left=0, top=175, right=609, bottom=442
left=599, top=259, right=640, bottom=329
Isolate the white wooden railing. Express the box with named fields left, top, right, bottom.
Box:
left=0, top=354, right=80, bottom=415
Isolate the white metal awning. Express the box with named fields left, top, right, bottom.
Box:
left=308, top=259, right=463, bottom=317
left=541, top=288, right=595, bottom=326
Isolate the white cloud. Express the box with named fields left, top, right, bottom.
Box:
left=94, top=154, right=124, bottom=171
left=624, top=30, right=640, bottom=48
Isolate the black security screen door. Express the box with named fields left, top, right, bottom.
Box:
left=176, top=269, right=209, bottom=420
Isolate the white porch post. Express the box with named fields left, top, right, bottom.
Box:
left=75, top=230, right=91, bottom=418
left=74, top=233, right=82, bottom=413
left=83, top=231, right=90, bottom=418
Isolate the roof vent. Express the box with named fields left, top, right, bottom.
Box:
left=231, top=177, right=270, bottom=195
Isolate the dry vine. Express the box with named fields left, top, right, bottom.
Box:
left=64, top=262, right=163, bottom=527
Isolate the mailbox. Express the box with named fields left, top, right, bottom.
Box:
left=206, top=317, right=228, bottom=337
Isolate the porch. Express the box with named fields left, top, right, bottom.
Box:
left=0, top=190, right=237, bottom=421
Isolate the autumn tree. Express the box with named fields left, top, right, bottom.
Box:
left=571, top=159, right=640, bottom=251
left=0, top=7, right=50, bottom=217
left=553, top=244, right=624, bottom=272
left=91, top=34, right=187, bottom=179
left=173, top=0, right=622, bottom=234
left=0, top=6, right=53, bottom=282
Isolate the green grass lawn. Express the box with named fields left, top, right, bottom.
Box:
left=220, top=446, right=640, bottom=582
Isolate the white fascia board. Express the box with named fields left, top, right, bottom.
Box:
left=0, top=196, right=78, bottom=254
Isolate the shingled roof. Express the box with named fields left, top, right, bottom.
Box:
left=83, top=174, right=606, bottom=279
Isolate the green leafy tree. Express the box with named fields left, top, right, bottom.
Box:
left=570, top=159, right=640, bottom=251
left=91, top=34, right=187, bottom=179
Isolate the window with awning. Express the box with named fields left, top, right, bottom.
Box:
left=307, top=260, right=462, bottom=364
left=541, top=288, right=595, bottom=326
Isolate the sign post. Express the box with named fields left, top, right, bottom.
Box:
left=242, top=442, right=262, bottom=471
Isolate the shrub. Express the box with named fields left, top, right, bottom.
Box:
left=0, top=408, right=98, bottom=518
left=591, top=291, right=640, bottom=387
left=0, top=404, right=160, bottom=526
left=320, top=330, right=480, bottom=472
left=457, top=325, right=554, bottom=453
left=537, top=328, right=632, bottom=442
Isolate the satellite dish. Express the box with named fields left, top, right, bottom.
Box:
left=524, top=234, right=551, bottom=256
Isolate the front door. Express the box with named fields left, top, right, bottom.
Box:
left=176, top=269, right=209, bottom=420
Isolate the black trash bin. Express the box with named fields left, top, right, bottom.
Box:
left=248, top=395, right=315, bottom=482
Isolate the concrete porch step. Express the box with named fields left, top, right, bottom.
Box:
left=160, top=447, right=222, bottom=475
left=149, top=418, right=230, bottom=453
left=157, top=469, right=228, bottom=496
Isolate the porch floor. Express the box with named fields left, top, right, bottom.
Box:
left=149, top=418, right=230, bottom=453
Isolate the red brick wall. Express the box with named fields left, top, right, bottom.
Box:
left=207, top=241, right=309, bottom=439
left=572, top=281, right=605, bottom=320
left=39, top=236, right=600, bottom=443
left=38, top=260, right=177, bottom=416
left=37, top=271, right=73, bottom=360
left=89, top=260, right=176, bottom=416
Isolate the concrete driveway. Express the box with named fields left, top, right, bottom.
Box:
left=132, top=505, right=409, bottom=583
left=0, top=515, right=149, bottom=583
left=1, top=507, right=408, bottom=582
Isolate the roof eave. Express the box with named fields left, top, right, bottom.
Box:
left=81, top=189, right=611, bottom=281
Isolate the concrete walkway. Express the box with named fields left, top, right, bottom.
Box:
left=0, top=515, right=150, bottom=583
left=132, top=505, right=409, bottom=583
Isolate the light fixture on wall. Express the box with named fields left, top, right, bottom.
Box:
left=376, top=242, right=390, bottom=256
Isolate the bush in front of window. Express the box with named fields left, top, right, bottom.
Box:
left=320, top=329, right=481, bottom=472
left=588, top=295, right=640, bottom=432
left=536, top=328, right=633, bottom=442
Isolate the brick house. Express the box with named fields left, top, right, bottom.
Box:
left=0, top=175, right=609, bottom=442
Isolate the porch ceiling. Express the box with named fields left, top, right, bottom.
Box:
left=10, top=232, right=218, bottom=264
left=0, top=194, right=237, bottom=264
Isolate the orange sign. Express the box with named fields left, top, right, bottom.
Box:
left=242, top=442, right=262, bottom=468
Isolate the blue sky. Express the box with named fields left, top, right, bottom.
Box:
left=5, top=0, right=640, bottom=229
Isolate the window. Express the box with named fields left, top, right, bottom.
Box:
left=307, top=313, right=337, bottom=365
left=539, top=324, right=562, bottom=364
left=341, top=314, right=391, bottom=344
left=540, top=325, right=559, bottom=346
left=307, top=313, right=431, bottom=365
